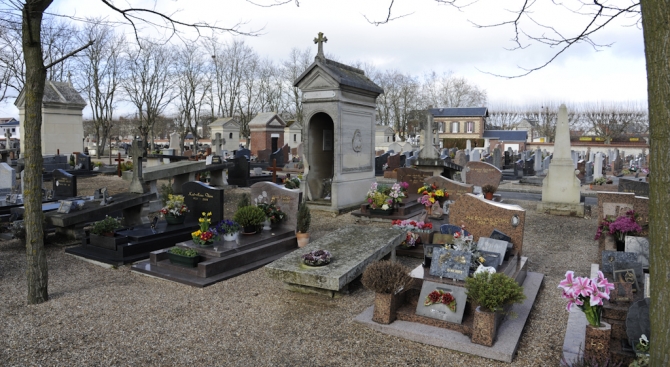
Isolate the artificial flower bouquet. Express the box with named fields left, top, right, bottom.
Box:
left=160, top=194, right=188, bottom=217
left=416, top=183, right=447, bottom=207
left=594, top=210, right=643, bottom=241
left=391, top=219, right=433, bottom=233
left=558, top=270, right=615, bottom=327
left=191, top=212, right=219, bottom=246
left=424, top=289, right=457, bottom=312
left=257, top=200, right=286, bottom=224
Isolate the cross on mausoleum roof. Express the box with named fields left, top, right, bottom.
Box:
left=314, top=32, right=327, bottom=59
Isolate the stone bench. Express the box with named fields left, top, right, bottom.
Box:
left=265, top=225, right=404, bottom=297
left=45, top=192, right=156, bottom=239
left=123, top=160, right=233, bottom=194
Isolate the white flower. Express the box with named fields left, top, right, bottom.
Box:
left=640, top=334, right=649, bottom=346
left=382, top=204, right=389, bottom=210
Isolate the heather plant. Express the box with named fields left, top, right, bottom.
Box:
left=362, top=261, right=413, bottom=295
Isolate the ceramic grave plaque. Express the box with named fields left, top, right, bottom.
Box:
left=415, top=280, right=468, bottom=324
left=613, top=261, right=644, bottom=288
left=429, top=248, right=471, bottom=281
left=601, top=250, right=637, bottom=274
left=477, top=237, right=508, bottom=267
left=625, top=236, right=649, bottom=268
left=250, top=182, right=302, bottom=230
left=478, top=250, right=501, bottom=269
left=53, top=169, right=77, bottom=199
left=182, top=181, right=224, bottom=224
left=490, top=229, right=511, bottom=243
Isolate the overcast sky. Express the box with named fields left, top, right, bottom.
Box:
left=0, top=0, right=647, bottom=118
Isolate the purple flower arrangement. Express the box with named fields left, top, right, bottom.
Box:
left=558, top=270, right=615, bottom=327
left=594, top=210, right=642, bottom=241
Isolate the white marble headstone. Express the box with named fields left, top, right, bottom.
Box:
left=625, top=236, right=649, bottom=268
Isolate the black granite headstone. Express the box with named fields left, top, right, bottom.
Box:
left=52, top=169, right=77, bottom=199
left=269, top=149, right=285, bottom=168
left=77, top=153, right=92, bottom=171
left=618, top=178, right=649, bottom=197
left=375, top=152, right=390, bottom=176
left=234, top=148, right=251, bottom=159
left=478, top=250, right=501, bottom=269
left=182, top=181, right=224, bottom=224
left=228, top=157, right=250, bottom=182
left=626, top=298, right=650, bottom=353
left=601, top=250, right=638, bottom=274
left=429, top=248, right=472, bottom=281
left=490, top=229, right=512, bottom=243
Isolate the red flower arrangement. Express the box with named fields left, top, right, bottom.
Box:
left=424, top=289, right=457, bottom=312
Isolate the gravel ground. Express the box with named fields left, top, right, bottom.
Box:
left=0, top=175, right=599, bottom=366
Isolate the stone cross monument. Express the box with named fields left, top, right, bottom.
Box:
left=538, top=104, right=583, bottom=216
left=128, top=139, right=145, bottom=194
left=314, top=32, right=328, bottom=59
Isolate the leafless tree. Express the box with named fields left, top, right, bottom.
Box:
left=122, top=42, right=177, bottom=151
left=578, top=101, right=648, bottom=143
left=75, top=21, right=125, bottom=158
left=175, top=43, right=211, bottom=154
left=420, top=71, right=487, bottom=108
left=281, top=47, right=312, bottom=124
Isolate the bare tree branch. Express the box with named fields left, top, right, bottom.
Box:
left=245, top=0, right=298, bottom=7
left=43, top=39, right=93, bottom=70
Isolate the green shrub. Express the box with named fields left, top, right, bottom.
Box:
left=362, top=261, right=412, bottom=295
left=296, top=202, right=311, bottom=233
left=465, top=272, right=526, bottom=312
left=168, top=247, right=198, bottom=257
left=233, top=206, right=266, bottom=227
left=482, top=184, right=496, bottom=194
left=91, top=216, right=122, bottom=235
left=160, top=183, right=174, bottom=206
left=237, top=193, right=250, bottom=209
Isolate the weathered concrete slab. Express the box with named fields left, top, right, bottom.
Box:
left=354, top=271, right=544, bottom=363
left=265, top=225, right=404, bottom=292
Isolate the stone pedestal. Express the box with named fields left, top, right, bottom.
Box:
left=584, top=322, right=611, bottom=366
left=372, top=292, right=403, bottom=324
left=471, top=306, right=502, bottom=347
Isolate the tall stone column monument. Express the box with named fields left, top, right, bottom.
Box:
left=538, top=104, right=584, bottom=216
left=294, top=32, right=383, bottom=213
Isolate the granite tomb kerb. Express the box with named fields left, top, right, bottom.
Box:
left=294, top=32, right=383, bottom=212
left=538, top=104, right=584, bottom=217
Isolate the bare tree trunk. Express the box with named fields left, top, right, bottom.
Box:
left=641, top=1, right=670, bottom=365
left=22, top=0, right=51, bottom=305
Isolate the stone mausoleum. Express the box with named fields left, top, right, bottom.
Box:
left=249, top=112, right=286, bottom=157
left=294, top=32, right=383, bottom=212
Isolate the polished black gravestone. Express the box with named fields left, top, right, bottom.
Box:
left=626, top=298, right=650, bottom=354
left=618, top=178, right=649, bottom=197
left=182, top=181, right=224, bottom=224
left=53, top=169, right=77, bottom=199
left=601, top=250, right=637, bottom=274
left=227, top=157, right=272, bottom=187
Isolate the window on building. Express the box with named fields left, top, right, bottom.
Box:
left=229, top=132, right=233, bottom=139
left=466, top=121, right=474, bottom=133
left=11, top=128, right=15, bottom=132
left=387, top=136, right=390, bottom=142
left=438, top=122, right=444, bottom=133
left=293, top=134, right=297, bottom=142
left=451, top=122, right=459, bottom=133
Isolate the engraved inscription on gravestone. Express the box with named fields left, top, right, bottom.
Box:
left=601, top=250, right=637, bottom=274
left=182, top=181, right=224, bottom=224
left=415, top=280, right=468, bottom=324
left=429, top=248, right=471, bottom=281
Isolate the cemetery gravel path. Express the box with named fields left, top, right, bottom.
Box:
left=0, top=175, right=598, bottom=366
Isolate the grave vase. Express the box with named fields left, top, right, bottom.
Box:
left=471, top=306, right=503, bottom=347
left=484, top=192, right=494, bottom=200
left=296, top=232, right=310, bottom=248
left=584, top=322, right=611, bottom=366
left=372, top=292, right=404, bottom=324
left=263, top=218, right=272, bottom=231
left=165, top=214, right=185, bottom=225
left=223, top=232, right=239, bottom=242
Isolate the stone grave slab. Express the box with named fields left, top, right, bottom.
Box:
left=182, top=181, right=224, bottom=224
left=477, top=237, right=508, bottom=266
left=450, top=194, right=525, bottom=256
left=387, top=154, right=401, bottom=171
left=0, top=162, right=15, bottom=195
left=52, top=169, right=77, bottom=199
left=375, top=152, right=390, bottom=175
left=625, top=236, right=649, bottom=268
left=490, top=229, right=512, bottom=243
left=256, top=148, right=272, bottom=163
left=597, top=192, right=649, bottom=226
left=396, top=167, right=432, bottom=194
left=463, top=161, right=502, bottom=190
left=415, top=280, right=467, bottom=324
left=429, top=248, right=471, bottom=281
left=626, top=298, right=650, bottom=353
left=424, top=176, right=473, bottom=203
left=250, top=182, right=302, bottom=230
left=601, top=250, right=637, bottom=274
left=618, top=178, right=649, bottom=198
left=265, top=226, right=404, bottom=295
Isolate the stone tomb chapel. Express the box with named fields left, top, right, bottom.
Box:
left=294, top=32, right=384, bottom=212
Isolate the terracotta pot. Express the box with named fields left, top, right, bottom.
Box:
left=372, top=292, right=403, bottom=324
left=471, top=306, right=502, bottom=347
left=584, top=322, right=611, bottom=366
left=484, top=192, right=494, bottom=200
left=296, top=232, right=310, bottom=248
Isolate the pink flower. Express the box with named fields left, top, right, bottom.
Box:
left=596, top=271, right=616, bottom=295
left=572, top=277, right=594, bottom=298
left=589, top=290, right=609, bottom=306
left=558, top=271, right=576, bottom=292
left=562, top=290, right=583, bottom=311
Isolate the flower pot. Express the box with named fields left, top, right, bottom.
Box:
left=296, top=232, right=310, bottom=248
left=243, top=225, right=260, bottom=234
left=372, top=292, right=403, bottom=324
left=369, top=208, right=393, bottom=216
left=471, top=306, right=502, bottom=347
left=167, top=252, right=200, bottom=267
left=615, top=238, right=626, bottom=252
left=223, top=232, right=239, bottom=242
left=584, top=322, right=611, bottom=366
left=263, top=218, right=272, bottom=231
left=165, top=214, right=185, bottom=225
left=484, top=192, right=494, bottom=200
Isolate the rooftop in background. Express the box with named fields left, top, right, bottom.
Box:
left=430, top=107, right=489, bottom=117
left=0, top=118, right=18, bottom=125
left=14, top=80, right=86, bottom=108
left=483, top=130, right=528, bottom=141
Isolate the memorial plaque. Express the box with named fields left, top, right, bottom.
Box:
left=612, top=268, right=640, bottom=294
left=415, top=280, right=468, bottom=324
left=625, top=236, right=649, bottom=268
left=57, top=200, right=73, bottom=214
left=478, top=250, right=501, bottom=269
left=182, top=181, right=224, bottom=224
left=490, top=229, right=512, bottom=243
left=601, top=250, right=637, bottom=274
left=53, top=169, right=77, bottom=199
left=396, top=167, right=431, bottom=194
left=431, top=233, right=453, bottom=245
left=477, top=237, right=508, bottom=266
left=429, top=248, right=471, bottom=281
left=613, top=261, right=644, bottom=287
left=611, top=282, right=633, bottom=303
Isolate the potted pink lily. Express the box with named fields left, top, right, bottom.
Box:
left=558, top=270, right=616, bottom=365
